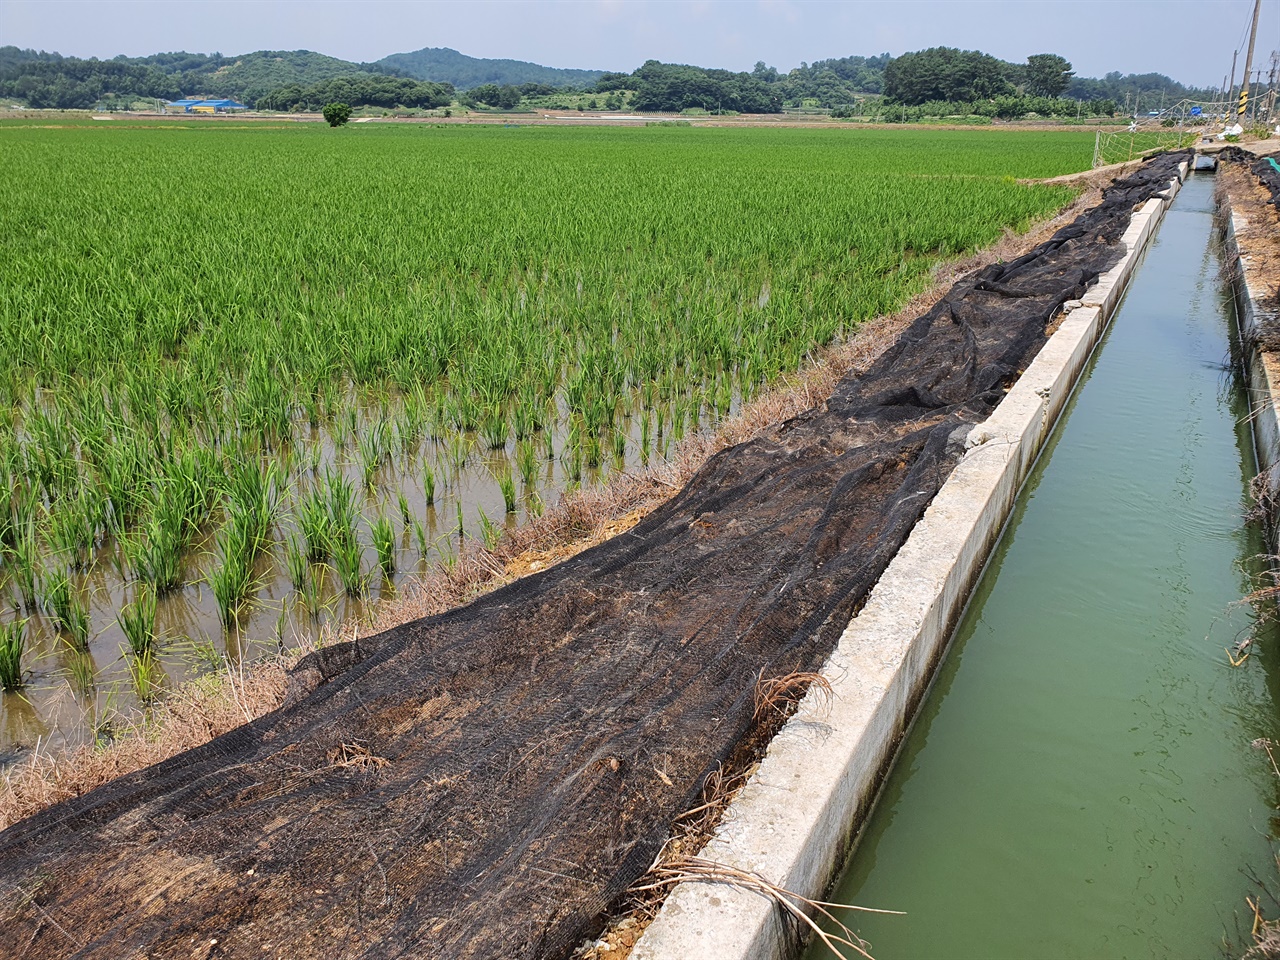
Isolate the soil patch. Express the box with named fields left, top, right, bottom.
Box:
left=504, top=510, right=648, bottom=579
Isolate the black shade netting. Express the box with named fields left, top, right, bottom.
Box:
left=0, top=152, right=1188, bottom=960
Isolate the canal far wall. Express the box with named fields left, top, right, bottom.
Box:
left=632, top=158, right=1190, bottom=960
left=1219, top=163, right=1280, bottom=535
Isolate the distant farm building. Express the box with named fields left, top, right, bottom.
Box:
left=166, top=99, right=249, bottom=114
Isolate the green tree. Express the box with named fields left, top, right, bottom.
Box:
left=467, top=82, right=521, bottom=109
left=1025, top=54, right=1073, bottom=98
left=752, top=60, right=779, bottom=83
left=496, top=84, right=521, bottom=109
left=628, top=60, right=781, bottom=113
left=322, top=101, right=351, bottom=126
left=883, top=47, right=1012, bottom=105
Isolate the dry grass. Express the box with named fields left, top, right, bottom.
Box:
left=753, top=670, right=834, bottom=723
left=1245, top=739, right=1280, bottom=958
left=1219, top=162, right=1280, bottom=300
left=628, top=855, right=901, bottom=960
left=0, top=656, right=293, bottom=830
left=0, top=179, right=1102, bottom=836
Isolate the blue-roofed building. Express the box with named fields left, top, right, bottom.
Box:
left=166, top=98, right=249, bottom=114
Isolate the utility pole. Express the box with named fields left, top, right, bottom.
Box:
left=1240, top=0, right=1263, bottom=122
left=1267, top=50, right=1280, bottom=125
left=1228, top=48, right=1240, bottom=119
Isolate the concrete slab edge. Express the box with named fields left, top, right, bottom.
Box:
left=1221, top=196, right=1280, bottom=531
left=631, top=160, right=1188, bottom=960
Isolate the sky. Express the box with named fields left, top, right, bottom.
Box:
left=3, top=0, right=1280, bottom=89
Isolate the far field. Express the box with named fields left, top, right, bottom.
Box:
left=0, top=120, right=1089, bottom=750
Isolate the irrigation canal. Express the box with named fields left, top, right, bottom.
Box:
left=807, top=172, right=1280, bottom=957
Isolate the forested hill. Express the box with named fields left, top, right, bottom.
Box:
left=0, top=46, right=400, bottom=108
left=165, top=50, right=396, bottom=102
left=375, top=47, right=606, bottom=90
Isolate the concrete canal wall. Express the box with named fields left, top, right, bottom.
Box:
left=1222, top=199, right=1280, bottom=519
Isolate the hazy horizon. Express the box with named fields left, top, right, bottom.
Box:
left=3, top=0, right=1279, bottom=90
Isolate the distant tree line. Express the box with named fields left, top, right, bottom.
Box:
left=0, top=42, right=1224, bottom=117
left=462, top=82, right=565, bottom=109
left=257, top=75, right=453, bottom=112
left=597, top=61, right=781, bottom=113
left=877, top=47, right=1217, bottom=108
left=1064, top=71, right=1218, bottom=109
left=857, top=96, right=1117, bottom=122
left=586, top=50, right=1214, bottom=117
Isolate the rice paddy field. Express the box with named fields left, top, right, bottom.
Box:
left=0, top=118, right=1092, bottom=755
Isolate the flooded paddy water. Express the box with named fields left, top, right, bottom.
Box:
left=0, top=389, right=691, bottom=759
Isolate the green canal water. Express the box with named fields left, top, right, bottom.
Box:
left=809, top=174, right=1280, bottom=959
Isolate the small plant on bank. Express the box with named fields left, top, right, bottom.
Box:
left=477, top=507, right=503, bottom=551
left=117, top=585, right=158, bottom=658
left=422, top=461, right=437, bottom=507
left=516, top=440, right=539, bottom=489
left=44, top=570, right=90, bottom=651
left=283, top=532, right=309, bottom=591
left=371, top=513, right=396, bottom=575
left=129, top=515, right=183, bottom=594
left=67, top=651, right=95, bottom=697
left=125, top=649, right=163, bottom=703
left=410, top=517, right=431, bottom=557
left=333, top=533, right=368, bottom=597
left=300, top=563, right=329, bottom=621
left=296, top=487, right=333, bottom=563
left=497, top=467, right=517, bottom=514
left=208, top=521, right=256, bottom=626
left=10, top=523, right=41, bottom=611
left=480, top=407, right=509, bottom=451
left=0, top=619, right=26, bottom=691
